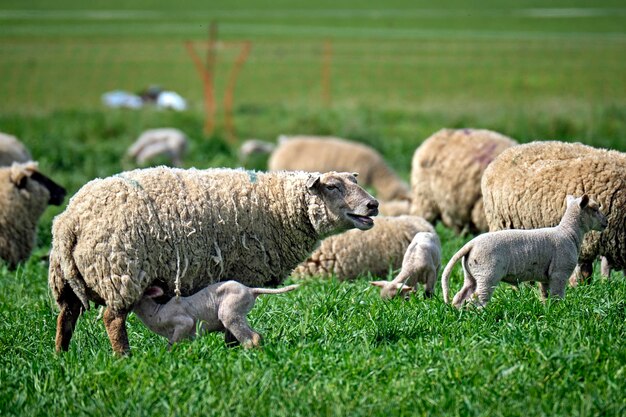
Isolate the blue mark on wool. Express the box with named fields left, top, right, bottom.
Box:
left=114, top=173, right=144, bottom=190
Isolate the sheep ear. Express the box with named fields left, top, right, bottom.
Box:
left=370, top=281, right=387, bottom=288
left=144, top=286, right=164, bottom=298
left=580, top=194, right=589, bottom=208
left=352, top=172, right=359, bottom=178
left=306, top=174, right=321, bottom=190
left=399, top=285, right=414, bottom=294
left=566, top=195, right=575, bottom=206
left=9, top=162, right=32, bottom=188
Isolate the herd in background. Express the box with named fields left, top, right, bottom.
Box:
left=0, top=126, right=623, bottom=354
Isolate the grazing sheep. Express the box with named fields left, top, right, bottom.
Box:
left=134, top=282, right=298, bottom=348
left=49, top=167, right=378, bottom=355
left=371, top=232, right=441, bottom=299
left=482, top=141, right=626, bottom=284
left=378, top=199, right=411, bottom=217
left=238, top=139, right=276, bottom=165
left=441, top=195, right=607, bottom=308
left=293, top=215, right=435, bottom=281
left=127, top=128, right=188, bottom=166
left=0, top=162, right=66, bottom=268
left=410, top=128, right=517, bottom=234
left=0, top=132, right=32, bottom=166
left=268, top=135, right=410, bottom=201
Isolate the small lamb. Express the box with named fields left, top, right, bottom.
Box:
left=441, top=195, right=607, bottom=308
left=133, top=281, right=299, bottom=348
left=371, top=232, right=441, bottom=299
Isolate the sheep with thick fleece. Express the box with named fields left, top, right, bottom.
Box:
left=0, top=162, right=66, bottom=268
left=410, top=128, right=517, bottom=234
left=134, top=282, right=298, bottom=348
left=482, top=141, right=626, bottom=284
left=268, top=135, right=410, bottom=201
left=127, top=128, right=188, bottom=166
left=293, top=215, right=435, bottom=281
left=0, top=132, right=32, bottom=166
left=49, top=167, right=378, bottom=355
left=442, top=195, right=607, bottom=308
left=371, top=232, right=441, bottom=299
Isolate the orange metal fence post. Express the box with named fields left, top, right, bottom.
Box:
left=224, top=41, right=252, bottom=143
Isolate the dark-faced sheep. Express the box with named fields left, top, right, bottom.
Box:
left=49, top=167, right=378, bottom=355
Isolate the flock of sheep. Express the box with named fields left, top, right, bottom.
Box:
left=0, top=127, right=623, bottom=355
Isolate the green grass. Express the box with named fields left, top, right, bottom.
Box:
left=1, top=1, right=626, bottom=416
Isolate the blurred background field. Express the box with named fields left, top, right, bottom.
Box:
left=1, top=1, right=625, bottom=416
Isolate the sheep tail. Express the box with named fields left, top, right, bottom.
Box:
left=251, top=284, right=300, bottom=297
left=49, top=222, right=90, bottom=311
left=441, top=242, right=474, bottom=304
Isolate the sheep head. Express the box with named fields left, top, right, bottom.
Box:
left=566, top=194, right=607, bottom=233
left=9, top=162, right=66, bottom=206
left=306, top=171, right=379, bottom=237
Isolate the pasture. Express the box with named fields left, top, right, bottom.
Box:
left=1, top=1, right=625, bottom=416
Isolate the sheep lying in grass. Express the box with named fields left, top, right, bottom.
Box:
left=0, top=132, right=32, bottom=166
left=0, top=162, right=66, bottom=268
left=49, top=167, right=378, bottom=355
left=482, top=140, right=626, bottom=285
left=410, top=128, right=517, bottom=234
left=134, top=281, right=299, bottom=348
left=371, top=232, right=441, bottom=299
left=293, top=215, right=434, bottom=281
left=268, top=135, right=410, bottom=201
left=126, top=128, right=188, bottom=166
left=441, top=195, right=607, bottom=308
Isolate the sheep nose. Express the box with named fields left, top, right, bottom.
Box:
left=367, top=199, right=379, bottom=214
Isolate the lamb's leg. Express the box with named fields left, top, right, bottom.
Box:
left=472, top=275, right=498, bottom=308
left=221, top=316, right=262, bottom=348
left=55, top=286, right=83, bottom=352
left=169, top=316, right=196, bottom=344
left=452, top=278, right=476, bottom=308
left=548, top=273, right=569, bottom=299
left=103, top=308, right=130, bottom=356
left=568, top=262, right=593, bottom=287
left=424, top=270, right=436, bottom=299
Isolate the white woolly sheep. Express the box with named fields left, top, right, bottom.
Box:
left=482, top=141, right=626, bottom=284
left=0, top=162, right=66, bottom=268
left=371, top=231, right=441, bottom=299
left=268, top=135, right=410, bottom=201
left=410, top=128, right=517, bottom=234
left=127, top=128, right=188, bottom=166
left=442, top=195, right=607, bottom=308
left=378, top=199, right=411, bottom=217
left=292, top=215, right=435, bottom=281
left=0, top=132, right=32, bottom=166
left=134, top=282, right=299, bottom=348
left=49, top=167, right=378, bottom=355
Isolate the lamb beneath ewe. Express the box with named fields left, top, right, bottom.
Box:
left=371, top=232, right=441, bottom=299
left=441, top=195, right=607, bottom=308
left=134, top=281, right=299, bottom=348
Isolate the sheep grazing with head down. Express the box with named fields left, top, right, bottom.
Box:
left=371, top=231, right=441, bottom=299
left=441, top=195, right=607, bottom=308
left=410, top=128, right=517, bottom=234
left=0, top=162, right=66, bottom=268
left=268, top=135, right=411, bottom=202
left=292, top=215, right=435, bottom=281
left=49, top=167, right=378, bottom=355
left=134, top=282, right=299, bottom=348
left=127, top=128, right=188, bottom=166
left=482, top=141, right=626, bottom=284
left=0, top=132, right=32, bottom=166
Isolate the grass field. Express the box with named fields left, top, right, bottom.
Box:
left=1, top=1, right=625, bottom=416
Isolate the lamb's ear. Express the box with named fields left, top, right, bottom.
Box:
left=306, top=174, right=321, bottom=190
left=399, top=284, right=414, bottom=294
left=144, top=286, right=164, bottom=298
left=580, top=194, right=589, bottom=208
left=370, top=281, right=387, bottom=288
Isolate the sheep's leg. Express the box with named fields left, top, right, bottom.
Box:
left=169, top=317, right=196, bottom=344
left=55, top=286, right=83, bottom=352
left=600, top=257, right=611, bottom=278
left=103, top=308, right=130, bottom=356
left=452, top=278, right=476, bottom=308
left=538, top=282, right=549, bottom=301
left=220, top=316, right=262, bottom=348
left=424, top=271, right=436, bottom=299
left=472, top=276, right=498, bottom=308
left=568, top=262, right=593, bottom=287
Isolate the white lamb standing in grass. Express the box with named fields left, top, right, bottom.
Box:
left=371, top=232, right=441, bottom=299
left=441, top=195, right=607, bottom=308
left=127, top=128, right=188, bottom=166
left=134, top=281, right=299, bottom=348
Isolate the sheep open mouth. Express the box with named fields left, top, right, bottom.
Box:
left=347, top=213, right=374, bottom=229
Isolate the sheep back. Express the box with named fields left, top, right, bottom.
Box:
left=0, top=133, right=32, bottom=166
left=482, top=141, right=626, bottom=271
left=410, top=128, right=517, bottom=233
left=292, top=215, right=435, bottom=281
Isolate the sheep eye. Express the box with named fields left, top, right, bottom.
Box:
left=325, top=184, right=338, bottom=191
